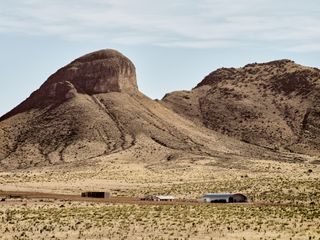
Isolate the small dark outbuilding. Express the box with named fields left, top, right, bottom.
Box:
left=202, top=193, right=248, bottom=203
left=81, top=192, right=110, bottom=199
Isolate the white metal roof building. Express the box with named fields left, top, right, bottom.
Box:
left=202, top=193, right=248, bottom=203
left=142, top=195, right=175, bottom=201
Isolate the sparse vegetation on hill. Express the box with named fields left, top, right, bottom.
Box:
left=163, top=60, right=320, bottom=156
left=0, top=50, right=299, bottom=170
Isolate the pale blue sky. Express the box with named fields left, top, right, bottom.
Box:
left=1, top=0, right=320, bottom=116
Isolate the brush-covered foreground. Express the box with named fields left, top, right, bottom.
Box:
left=0, top=156, right=319, bottom=239
left=0, top=202, right=319, bottom=239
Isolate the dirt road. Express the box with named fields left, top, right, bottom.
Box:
left=0, top=190, right=298, bottom=208
left=0, top=190, right=202, bottom=206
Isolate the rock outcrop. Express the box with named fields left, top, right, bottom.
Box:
left=46, top=49, right=138, bottom=95
left=0, top=49, right=138, bottom=121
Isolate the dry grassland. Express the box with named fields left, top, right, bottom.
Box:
left=0, top=156, right=319, bottom=239
left=0, top=201, right=319, bottom=240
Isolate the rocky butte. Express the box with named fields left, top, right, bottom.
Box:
left=0, top=49, right=138, bottom=121
left=1, top=49, right=270, bottom=169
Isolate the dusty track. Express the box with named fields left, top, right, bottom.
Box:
left=0, top=190, right=202, bottom=206
left=0, top=190, right=297, bottom=207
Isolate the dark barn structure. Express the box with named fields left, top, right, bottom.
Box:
left=81, top=192, right=110, bottom=199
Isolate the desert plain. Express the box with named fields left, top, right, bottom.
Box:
left=0, top=152, right=319, bottom=240
left=1, top=50, right=320, bottom=240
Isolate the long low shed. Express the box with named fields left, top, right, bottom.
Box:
left=81, top=192, right=110, bottom=198
left=202, top=193, right=248, bottom=203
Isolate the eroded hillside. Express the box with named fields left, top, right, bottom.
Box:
left=163, top=60, right=320, bottom=155
left=0, top=49, right=283, bottom=169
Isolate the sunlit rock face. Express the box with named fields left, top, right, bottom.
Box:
left=45, top=49, right=138, bottom=95
left=0, top=49, right=138, bottom=121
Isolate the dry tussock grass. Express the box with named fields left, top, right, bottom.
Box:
left=0, top=157, right=319, bottom=239
left=0, top=201, right=319, bottom=239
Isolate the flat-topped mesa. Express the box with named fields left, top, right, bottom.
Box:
left=45, top=49, right=138, bottom=95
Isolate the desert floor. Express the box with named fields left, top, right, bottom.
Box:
left=0, top=155, right=319, bottom=239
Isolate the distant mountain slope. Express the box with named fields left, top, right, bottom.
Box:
left=0, top=49, right=276, bottom=169
left=162, top=60, right=320, bottom=156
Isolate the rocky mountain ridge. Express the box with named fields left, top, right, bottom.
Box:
left=1, top=50, right=319, bottom=170
left=162, top=59, right=320, bottom=155
left=0, top=49, right=278, bottom=169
